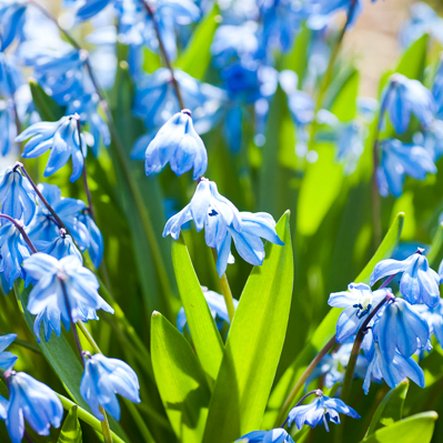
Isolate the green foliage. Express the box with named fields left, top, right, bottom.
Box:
left=57, top=406, right=82, bottom=443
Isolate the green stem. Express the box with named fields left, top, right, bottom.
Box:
left=77, top=321, right=102, bottom=354
left=274, top=335, right=337, bottom=427
left=211, top=250, right=235, bottom=321
left=124, top=400, right=155, bottom=443
left=99, top=406, right=113, bottom=443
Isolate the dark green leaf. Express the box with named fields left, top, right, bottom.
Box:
left=29, top=79, right=64, bottom=121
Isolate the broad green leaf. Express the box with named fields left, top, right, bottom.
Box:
left=365, top=381, right=409, bottom=437
left=203, top=211, right=293, bottom=442
left=428, top=222, right=443, bottom=267
left=172, top=239, right=223, bottom=383
left=396, top=34, right=429, bottom=80
left=176, top=4, right=220, bottom=79
left=57, top=405, right=82, bottom=443
left=151, top=312, right=211, bottom=443
left=355, top=212, right=405, bottom=282
left=330, top=70, right=360, bottom=121
left=281, top=24, right=311, bottom=83
left=297, top=145, right=344, bottom=236
left=29, top=79, right=64, bottom=121
left=360, top=411, right=438, bottom=443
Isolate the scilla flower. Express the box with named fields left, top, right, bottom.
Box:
left=80, top=352, right=140, bottom=420
left=16, top=114, right=86, bottom=182
left=287, top=390, right=360, bottom=432
left=237, top=428, right=295, bottom=443
left=22, top=253, right=113, bottom=341
left=145, top=110, right=208, bottom=180
left=163, top=178, right=283, bottom=275
left=0, top=334, right=17, bottom=371
left=370, top=249, right=441, bottom=307
left=2, top=370, right=63, bottom=443
left=384, top=73, right=435, bottom=134
left=328, top=283, right=388, bottom=342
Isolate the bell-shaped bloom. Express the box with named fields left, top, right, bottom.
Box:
left=236, top=428, right=294, bottom=443
left=145, top=110, right=208, bottom=180
left=22, top=253, right=113, bottom=341
left=36, top=233, right=83, bottom=262
left=16, top=114, right=87, bottom=182
left=328, top=283, right=389, bottom=342
left=384, top=73, right=435, bottom=134
left=413, top=300, right=443, bottom=348
left=0, top=167, right=36, bottom=225
left=376, top=138, right=436, bottom=197
left=177, top=288, right=239, bottom=332
left=370, top=249, right=441, bottom=307
left=0, top=221, right=32, bottom=291
left=0, top=2, right=26, bottom=51
left=163, top=179, right=282, bottom=276
left=0, top=334, right=17, bottom=371
left=80, top=352, right=140, bottom=420
left=373, top=297, right=429, bottom=362
left=287, top=392, right=360, bottom=432
left=3, top=370, right=63, bottom=443
left=363, top=340, right=424, bottom=394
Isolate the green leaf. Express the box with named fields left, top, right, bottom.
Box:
left=176, top=4, right=220, bottom=79
left=151, top=311, right=211, bottom=443
left=57, top=405, right=82, bottom=443
left=355, top=212, right=405, bottom=282
left=281, top=24, right=311, bottom=83
left=297, top=145, right=344, bottom=236
left=365, top=381, right=409, bottom=437
left=172, top=239, right=223, bottom=383
left=203, top=211, right=294, bottom=442
left=360, top=411, right=438, bottom=443
left=29, top=79, right=64, bottom=121
left=427, top=222, right=443, bottom=267
left=330, top=70, right=360, bottom=121
left=396, top=34, right=429, bottom=80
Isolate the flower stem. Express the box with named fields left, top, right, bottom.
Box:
left=274, top=335, right=337, bottom=427
left=77, top=321, right=102, bottom=354
left=0, top=213, right=37, bottom=253
left=141, top=0, right=186, bottom=110
left=99, top=406, right=114, bottom=443
left=341, top=293, right=393, bottom=403
left=370, top=82, right=394, bottom=248
left=211, top=249, right=236, bottom=321
left=309, top=0, right=358, bottom=147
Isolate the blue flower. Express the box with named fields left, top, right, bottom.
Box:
left=237, top=428, right=294, bottom=443
left=3, top=370, right=63, bottom=443
left=71, top=0, right=111, bottom=21
left=163, top=178, right=283, bottom=275
left=145, top=110, right=208, bottom=180
left=328, top=283, right=388, bottom=343
left=177, top=288, right=238, bottom=332
left=0, top=2, right=26, bottom=51
left=363, top=340, right=424, bottom=394
left=384, top=74, right=435, bottom=134
left=287, top=391, right=360, bottom=432
left=373, top=297, right=429, bottom=362
left=22, top=253, right=113, bottom=341
left=80, top=352, right=140, bottom=420
left=0, top=167, right=36, bottom=225
left=0, top=221, right=32, bottom=292
left=309, top=0, right=364, bottom=29
left=36, top=233, right=83, bottom=262
left=376, top=138, right=437, bottom=197
left=413, top=300, right=443, bottom=348
left=16, top=114, right=86, bottom=182
left=0, top=334, right=17, bottom=371
left=370, top=249, right=441, bottom=307
left=0, top=103, right=17, bottom=157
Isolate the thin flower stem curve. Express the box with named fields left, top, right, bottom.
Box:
left=211, top=249, right=236, bottom=321
left=274, top=335, right=337, bottom=427
left=0, top=213, right=37, bottom=253
left=141, top=0, right=186, bottom=110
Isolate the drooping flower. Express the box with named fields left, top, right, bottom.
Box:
left=376, top=138, right=437, bottom=197
left=145, top=110, right=208, bottom=180
left=35, top=233, right=83, bottom=262
left=0, top=2, right=27, bottom=51
left=413, top=299, right=443, bottom=348
left=328, top=283, right=389, bottom=343
left=3, top=370, right=63, bottom=443
left=0, top=334, right=17, bottom=371
left=22, top=253, right=113, bottom=341
left=363, top=339, right=425, bottom=394
left=163, top=178, right=283, bottom=275
left=80, top=352, right=140, bottom=420
left=0, top=167, right=36, bottom=225
left=287, top=391, right=360, bottom=432
left=370, top=249, right=441, bottom=307
left=236, top=428, right=295, bottom=443
left=383, top=73, right=435, bottom=134
left=16, top=114, right=87, bottom=182
left=373, top=297, right=430, bottom=362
